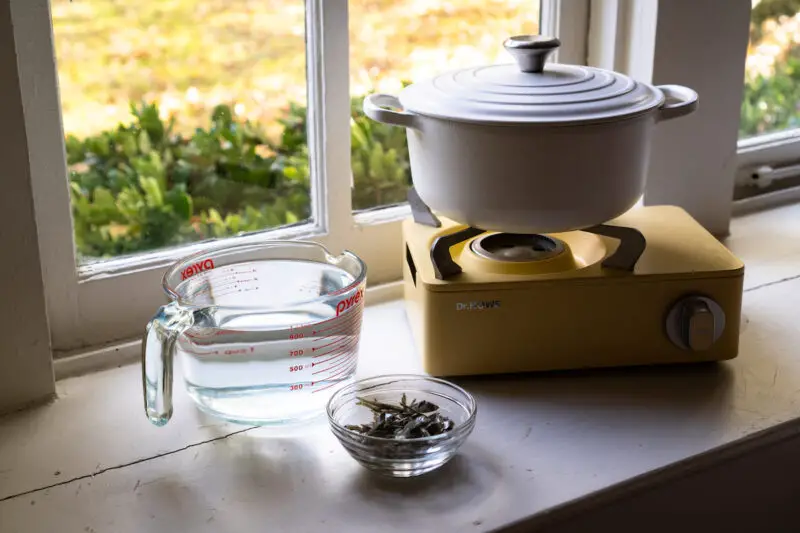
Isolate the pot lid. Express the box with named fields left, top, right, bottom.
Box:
left=398, top=35, right=664, bottom=125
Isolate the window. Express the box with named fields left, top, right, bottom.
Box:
left=52, top=0, right=312, bottom=261
left=735, top=0, right=800, bottom=207
left=6, top=0, right=758, bottom=408
left=614, top=0, right=752, bottom=236
left=349, top=0, right=541, bottom=212
left=740, top=0, right=800, bottom=139
left=9, top=0, right=569, bottom=357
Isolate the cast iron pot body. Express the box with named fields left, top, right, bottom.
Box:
left=363, top=36, right=698, bottom=233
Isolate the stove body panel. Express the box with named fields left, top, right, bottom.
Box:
left=402, top=206, right=744, bottom=376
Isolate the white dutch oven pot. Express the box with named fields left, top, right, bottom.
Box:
left=364, top=35, right=698, bottom=233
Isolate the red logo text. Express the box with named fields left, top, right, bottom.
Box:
left=335, top=286, right=364, bottom=316
left=181, top=258, right=215, bottom=280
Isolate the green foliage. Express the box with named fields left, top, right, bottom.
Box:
left=68, top=96, right=411, bottom=259
left=740, top=0, right=800, bottom=137
left=351, top=96, right=410, bottom=210
left=750, top=0, right=800, bottom=41
left=741, top=51, right=800, bottom=137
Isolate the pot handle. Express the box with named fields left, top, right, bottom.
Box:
left=656, top=85, right=698, bottom=122
left=363, top=94, right=420, bottom=129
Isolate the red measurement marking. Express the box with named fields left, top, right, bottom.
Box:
left=312, top=309, right=363, bottom=335
left=189, top=285, right=213, bottom=297
left=312, top=352, right=346, bottom=368
left=312, top=352, right=355, bottom=375
left=289, top=349, right=304, bottom=357
left=317, top=358, right=357, bottom=381
left=300, top=304, right=362, bottom=329
left=311, top=336, right=359, bottom=360
left=289, top=365, right=304, bottom=372
left=184, top=327, right=248, bottom=339
left=311, top=330, right=356, bottom=352
left=312, top=325, right=362, bottom=344
left=312, top=338, right=342, bottom=351
left=312, top=319, right=363, bottom=341
left=186, top=329, right=231, bottom=339
left=289, top=384, right=303, bottom=391
left=314, top=351, right=353, bottom=370
left=180, top=348, right=219, bottom=355
left=312, top=343, right=356, bottom=367
left=313, top=316, right=363, bottom=342
left=312, top=339, right=358, bottom=359
left=203, top=277, right=238, bottom=288
left=311, top=361, right=359, bottom=393
left=311, top=381, right=337, bottom=393
left=206, top=290, right=239, bottom=298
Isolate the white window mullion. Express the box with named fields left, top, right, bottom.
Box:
left=2, top=0, right=61, bottom=409
left=588, top=0, right=751, bottom=237
left=644, top=0, right=751, bottom=237
left=587, top=0, right=657, bottom=80
left=541, top=0, right=590, bottom=65
left=315, top=0, right=353, bottom=245
left=9, top=0, right=81, bottom=348
left=313, top=0, right=408, bottom=287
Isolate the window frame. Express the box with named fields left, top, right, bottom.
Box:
left=10, top=0, right=567, bottom=357
left=0, top=0, right=56, bottom=412
left=585, top=0, right=751, bottom=237
left=17, top=0, right=414, bottom=353
left=733, top=3, right=800, bottom=206
left=733, top=130, right=800, bottom=215
left=4, top=0, right=760, bottom=409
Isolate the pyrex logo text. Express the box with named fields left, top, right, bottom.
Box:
left=335, top=287, right=364, bottom=316
left=181, top=259, right=215, bottom=280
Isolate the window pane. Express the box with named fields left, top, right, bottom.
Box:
left=349, top=0, right=541, bottom=212
left=51, top=0, right=311, bottom=262
left=740, top=0, right=800, bottom=139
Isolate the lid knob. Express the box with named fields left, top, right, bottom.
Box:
left=503, top=35, right=561, bottom=74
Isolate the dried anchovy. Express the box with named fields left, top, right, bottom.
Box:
left=344, top=393, right=455, bottom=440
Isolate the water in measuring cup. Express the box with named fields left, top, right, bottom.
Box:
left=175, top=259, right=365, bottom=425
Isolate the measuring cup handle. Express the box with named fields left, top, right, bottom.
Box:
left=142, top=302, right=194, bottom=426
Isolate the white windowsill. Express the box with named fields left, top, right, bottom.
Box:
left=3, top=203, right=800, bottom=531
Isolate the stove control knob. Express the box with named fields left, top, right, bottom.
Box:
left=666, top=296, right=726, bottom=351
left=683, top=300, right=716, bottom=351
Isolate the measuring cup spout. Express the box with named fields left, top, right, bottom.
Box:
left=142, top=302, right=194, bottom=426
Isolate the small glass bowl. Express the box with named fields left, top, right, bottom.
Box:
left=326, top=374, right=477, bottom=477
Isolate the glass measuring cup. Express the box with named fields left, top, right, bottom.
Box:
left=142, top=241, right=367, bottom=427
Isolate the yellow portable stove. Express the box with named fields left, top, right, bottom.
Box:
left=402, top=193, right=744, bottom=376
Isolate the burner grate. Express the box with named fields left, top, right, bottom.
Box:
left=409, top=187, right=646, bottom=279
left=470, top=233, right=565, bottom=262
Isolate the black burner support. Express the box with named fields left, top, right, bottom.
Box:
left=408, top=188, right=441, bottom=228
left=430, top=227, right=486, bottom=279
